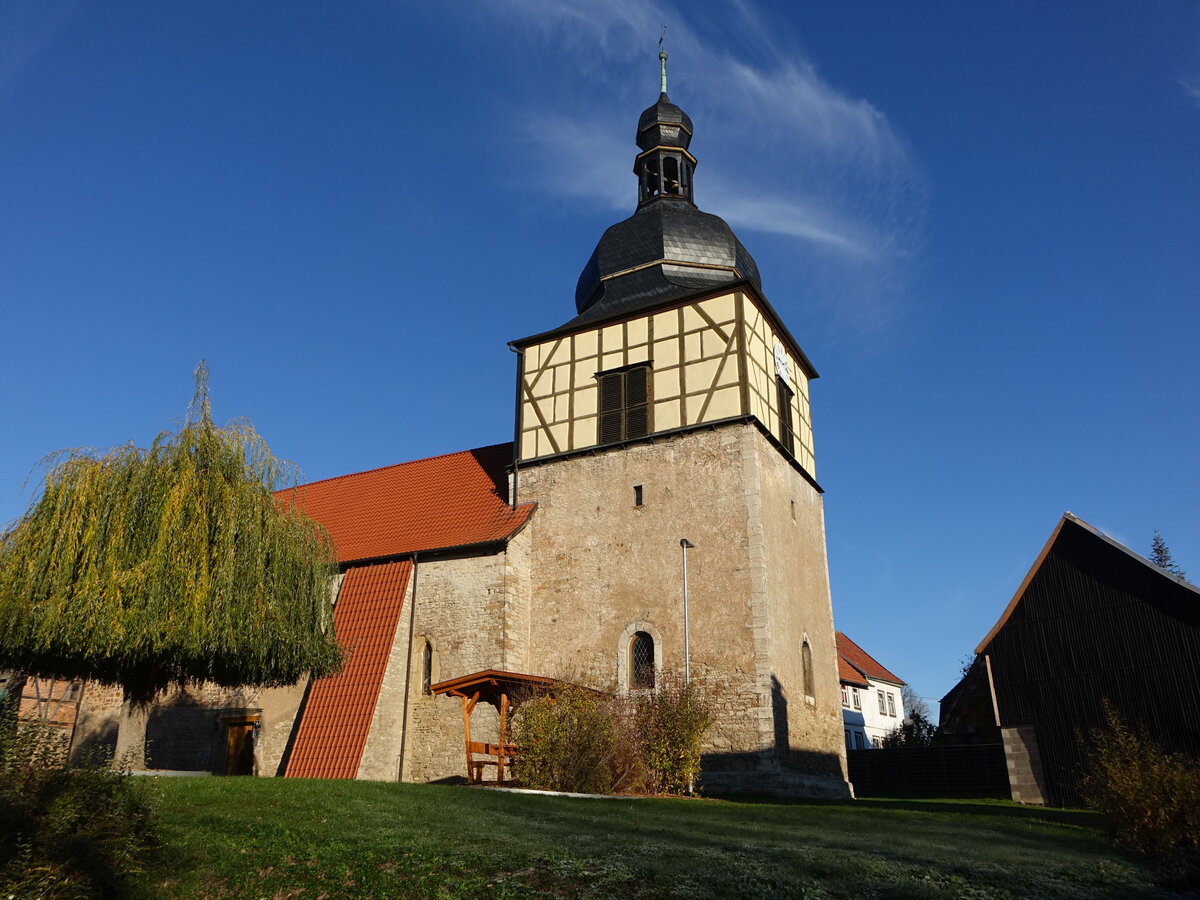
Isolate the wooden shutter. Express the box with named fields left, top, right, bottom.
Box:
left=624, top=366, right=649, bottom=439
left=599, top=372, right=624, bottom=444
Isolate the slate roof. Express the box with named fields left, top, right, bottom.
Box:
left=276, top=443, right=535, bottom=564
left=836, top=632, right=904, bottom=686
left=571, top=199, right=762, bottom=326
left=284, top=560, right=412, bottom=779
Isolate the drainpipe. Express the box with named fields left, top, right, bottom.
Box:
left=397, top=552, right=419, bottom=782
left=507, top=343, right=523, bottom=508
left=680, top=539, right=695, bottom=686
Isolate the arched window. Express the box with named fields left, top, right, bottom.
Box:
left=629, top=632, right=655, bottom=689
left=802, top=640, right=815, bottom=700
left=421, top=640, right=433, bottom=695
left=644, top=158, right=661, bottom=198
left=663, top=156, right=679, bottom=194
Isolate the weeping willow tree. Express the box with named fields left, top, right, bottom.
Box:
left=0, top=364, right=343, bottom=706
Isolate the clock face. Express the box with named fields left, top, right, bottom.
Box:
left=774, top=342, right=791, bottom=388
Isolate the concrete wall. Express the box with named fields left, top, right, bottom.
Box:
left=1002, top=724, right=1048, bottom=805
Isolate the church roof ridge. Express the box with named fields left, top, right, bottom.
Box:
left=276, top=442, right=533, bottom=564
left=276, top=442, right=514, bottom=492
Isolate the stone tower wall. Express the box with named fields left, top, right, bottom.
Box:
left=516, top=422, right=849, bottom=796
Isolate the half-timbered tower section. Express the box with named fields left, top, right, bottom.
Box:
left=509, top=69, right=848, bottom=797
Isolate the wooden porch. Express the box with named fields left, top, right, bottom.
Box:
left=428, top=669, right=560, bottom=785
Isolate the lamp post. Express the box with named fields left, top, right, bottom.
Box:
left=680, top=538, right=695, bottom=685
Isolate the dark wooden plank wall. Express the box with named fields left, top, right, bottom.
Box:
left=846, top=745, right=1009, bottom=798
left=985, top=519, right=1200, bottom=807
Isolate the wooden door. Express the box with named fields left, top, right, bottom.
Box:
left=224, top=722, right=255, bottom=775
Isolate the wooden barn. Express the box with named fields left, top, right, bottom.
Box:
left=976, top=512, right=1200, bottom=806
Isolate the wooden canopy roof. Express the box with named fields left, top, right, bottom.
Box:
left=429, top=669, right=560, bottom=709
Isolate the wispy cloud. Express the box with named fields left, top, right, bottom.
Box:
left=1182, top=77, right=1200, bottom=107
left=0, top=1, right=76, bottom=98
left=463, top=0, right=926, bottom=341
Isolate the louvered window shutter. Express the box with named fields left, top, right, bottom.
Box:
left=599, top=372, right=625, bottom=444
left=624, top=366, right=649, bottom=439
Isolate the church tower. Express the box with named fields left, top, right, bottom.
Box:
left=510, top=56, right=850, bottom=797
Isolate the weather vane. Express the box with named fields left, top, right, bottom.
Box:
left=658, top=25, right=669, bottom=94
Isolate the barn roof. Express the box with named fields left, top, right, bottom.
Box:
left=836, top=632, right=904, bottom=686
left=975, top=511, right=1200, bottom=654
left=276, top=443, right=535, bottom=564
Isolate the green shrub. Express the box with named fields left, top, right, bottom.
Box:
left=0, top=720, right=159, bottom=898
left=511, top=676, right=713, bottom=796
left=634, top=678, right=713, bottom=794
left=1080, top=702, right=1200, bottom=860
left=510, top=684, right=637, bottom=794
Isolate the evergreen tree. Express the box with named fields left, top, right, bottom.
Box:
left=880, top=709, right=937, bottom=749
left=0, top=365, right=343, bottom=706
left=1150, top=529, right=1187, bottom=580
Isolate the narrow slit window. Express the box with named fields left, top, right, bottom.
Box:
left=633, top=484, right=644, bottom=507
left=422, top=641, right=432, bottom=695
left=802, top=640, right=815, bottom=700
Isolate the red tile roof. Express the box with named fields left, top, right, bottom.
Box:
left=837, top=653, right=870, bottom=687
left=277, top=443, right=535, bottom=564
left=836, top=632, right=904, bottom=686
left=284, top=560, right=412, bottom=779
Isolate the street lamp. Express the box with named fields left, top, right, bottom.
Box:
left=680, top=539, right=695, bottom=685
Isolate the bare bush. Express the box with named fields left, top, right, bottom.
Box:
left=1080, top=702, right=1200, bottom=860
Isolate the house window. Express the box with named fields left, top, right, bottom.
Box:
left=598, top=365, right=651, bottom=444
left=776, top=376, right=795, bottom=456
left=853, top=732, right=865, bottom=750
left=887, top=692, right=897, bottom=717
left=844, top=730, right=851, bottom=750
left=840, top=685, right=848, bottom=707
left=629, top=632, right=655, bottom=690
left=851, top=687, right=861, bottom=710
left=877, top=690, right=887, bottom=715
left=802, top=640, right=815, bottom=700
left=421, top=641, right=433, bottom=695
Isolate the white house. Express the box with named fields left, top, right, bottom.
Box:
left=837, top=632, right=906, bottom=749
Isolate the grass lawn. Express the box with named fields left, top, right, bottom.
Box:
left=147, top=778, right=1186, bottom=898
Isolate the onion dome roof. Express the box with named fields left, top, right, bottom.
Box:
left=572, top=200, right=761, bottom=324
left=566, top=76, right=761, bottom=327
left=637, top=93, right=693, bottom=152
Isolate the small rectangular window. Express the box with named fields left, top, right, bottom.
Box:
left=776, top=376, right=795, bottom=456
left=598, top=365, right=651, bottom=444
left=840, top=685, right=848, bottom=707
left=852, top=687, right=861, bottom=710
left=878, top=690, right=887, bottom=715
left=853, top=732, right=865, bottom=750
left=845, top=730, right=851, bottom=750
left=633, top=484, right=643, bottom=507
left=887, top=692, right=897, bottom=717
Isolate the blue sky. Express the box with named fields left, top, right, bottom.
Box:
left=2, top=1, right=1197, bottom=708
